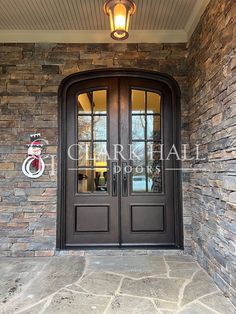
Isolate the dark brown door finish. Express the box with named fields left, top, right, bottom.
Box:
left=57, top=69, right=183, bottom=249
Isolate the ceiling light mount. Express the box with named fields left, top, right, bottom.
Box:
left=104, top=0, right=136, bottom=40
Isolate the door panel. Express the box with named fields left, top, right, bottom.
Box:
left=120, top=78, right=175, bottom=245
left=65, top=78, right=119, bottom=246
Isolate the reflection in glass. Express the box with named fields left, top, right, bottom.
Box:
left=147, top=92, right=161, bottom=114
left=78, top=142, right=92, bottom=166
left=78, top=168, right=108, bottom=193
left=147, top=115, right=161, bottom=140
left=132, top=142, right=145, bottom=166
left=78, top=116, right=91, bottom=140
left=132, top=167, right=147, bottom=192
left=132, top=115, right=145, bottom=140
left=78, top=169, right=93, bottom=193
left=147, top=164, right=162, bottom=193
left=77, top=89, right=108, bottom=194
left=78, top=93, right=92, bottom=114
left=132, top=89, right=145, bottom=113
left=94, top=168, right=108, bottom=192
left=94, top=115, right=107, bottom=140
left=147, top=143, right=161, bottom=163
left=93, top=90, right=107, bottom=113
left=94, top=142, right=107, bottom=165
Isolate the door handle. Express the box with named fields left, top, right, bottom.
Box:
left=122, top=162, right=128, bottom=197
left=112, top=162, right=118, bottom=196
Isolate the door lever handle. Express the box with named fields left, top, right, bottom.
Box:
left=112, top=162, right=118, bottom=196
left=122, top=162, right=128, bottom=197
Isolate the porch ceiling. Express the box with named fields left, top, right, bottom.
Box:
left=0, top=0, right=210, bottom=43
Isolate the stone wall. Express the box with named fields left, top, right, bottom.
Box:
left=188, top=0, right=236, bottom=306
left=0, top=43, right=191, bottom=256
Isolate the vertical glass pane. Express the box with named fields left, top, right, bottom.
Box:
left=132, top=115, right=145, bottom=140
left=147, top=164, right=162, bottom=193
left=147, top=115, right=161, bottom=141
left=78, top=142, right=92, bottom=166
left=147, top=142, right=162, bottom=193
left=94, top=168, right=108, bottom=192
left=94, top=142, right=107, bottom=166
left=132, top=90, right=145, bottom=113
left=93, top=90, right=107, bottom=114
left=78, top=169, right=94, bottom=193
left=147, top=143, right=161, bottom=164
left=78, top=93, right=92, bottom=114
left=78, top=168, right=108, bottom=193
left=131, top=142, right=145, bottom=166
left=78, top=116, right=91, bottom=140
left=132, top=166, right=146, bottom=192
left=147, top=92, right=161, bottom=114
left=94, top=115, right=107, bottom=140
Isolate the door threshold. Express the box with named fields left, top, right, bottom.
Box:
left=64, top=244, right=183, bottom=250
left=58, top=247, right=186, bottom=257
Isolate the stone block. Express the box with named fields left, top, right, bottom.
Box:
left=229, top=192, right=236, bottom=203
left=0, top=163, right=14, bottom=170
left=223, top=176, right=236, bottom=191
left=42, top=65, right=59, bottom=74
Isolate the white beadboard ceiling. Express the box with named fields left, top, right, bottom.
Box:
left=0, top=0, right=210, bottom=43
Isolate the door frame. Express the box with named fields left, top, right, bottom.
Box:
left=57, top=68, right=183, bottom=250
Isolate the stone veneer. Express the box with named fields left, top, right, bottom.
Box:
left=0, top=42, right=190, bottom=258
left=188, top=0, right=236, bottom=306
left=0, top=0, right=235, bottom=306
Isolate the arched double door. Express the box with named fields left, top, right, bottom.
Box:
left=58, top=69, right=182, bottom=249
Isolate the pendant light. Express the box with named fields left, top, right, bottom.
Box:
left=104, top=0, right=136, bottom=40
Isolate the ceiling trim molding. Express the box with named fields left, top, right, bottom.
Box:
left=0, top=30, right=188, bottom=43
left=185, top=0, right=210, bottom=40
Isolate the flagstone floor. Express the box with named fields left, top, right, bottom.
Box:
left=0, top=253, right=235, bottom=314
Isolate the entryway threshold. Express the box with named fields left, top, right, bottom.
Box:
left=55, top=249, right=187, bottom=257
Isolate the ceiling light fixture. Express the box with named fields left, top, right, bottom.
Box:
left=104, top=0, right=136, bottom=40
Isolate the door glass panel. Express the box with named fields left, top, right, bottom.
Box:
left=94, top=115, right=107, bottom=140
left=93, top=90, right=107, bottom=113
left=132, top=115, right=145, bottom=140
left=132, top=90, right=145, bottom=113
left=132, top=167, right=146, bottom=192
left=94, top=142, right=107, bottom=165
left=147, top=143, right=161, bottom=163
left=78, top=169, right=94, bottom=193
left=78, top=93, right=92, bottom=114
left=94, top=168, right=108, bottom=192
left=78, top=116, right=91, bottom=140
left=78, top=168, right=108, bottom=193
left=147, top=163, right=162, bottom=193
left=147, top=115, right=161, bottom=140
left=78, top=142, right=92, bottom=167
left=147, top=92, right=161, bottom=114
left=132, top=142, right=145, bottom=166
left=131, top=89, right=162, bottom=193
left=77, top=89, right=108, bottom=194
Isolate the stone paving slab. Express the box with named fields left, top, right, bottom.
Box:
left=87, top=255, right=167, bottom=278
left=120, top=277, right=185, bottom=301
left=0, top=254, right=235, bottom=314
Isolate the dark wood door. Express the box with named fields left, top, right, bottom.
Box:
left=65, top=78, right=120, bottom=246
left=119, top=78, right=175, bottom=245
left=64, top=74, right=179, bottom=247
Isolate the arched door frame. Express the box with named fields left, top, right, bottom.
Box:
left=57, top=68, right=183, bottom=250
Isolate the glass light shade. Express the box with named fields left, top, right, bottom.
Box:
left=104, top=0, right=136, bottom=40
